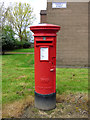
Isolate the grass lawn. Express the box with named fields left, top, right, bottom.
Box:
left=9, top=48, right=34, bottom=53
left=2, top=54, right=88, bottom=105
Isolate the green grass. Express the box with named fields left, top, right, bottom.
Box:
left=9, top=48, right=34, bottom=52
left=2, top=54, right=34, bottom=104
left=2, top=54, right=88, bottom=105
left=56, top=68, right=88, bottom=94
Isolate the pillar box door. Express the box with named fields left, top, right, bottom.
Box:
left=30, top=24, right=60, bottom=110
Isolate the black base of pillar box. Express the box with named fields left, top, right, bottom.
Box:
left=35, top=91, right=56, bottom=110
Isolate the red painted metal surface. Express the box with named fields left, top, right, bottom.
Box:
left=30, top=24, right=60, bottom=95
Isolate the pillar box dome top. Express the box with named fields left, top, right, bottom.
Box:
left=30, top=23, right=60, bottom=36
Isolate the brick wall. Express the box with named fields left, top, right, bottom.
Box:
left=40, top=2, right=88, bottom=67
left=40, top=10, right=47, bottom=23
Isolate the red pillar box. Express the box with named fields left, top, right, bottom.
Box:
left=30, top=24, right=60, bottom=110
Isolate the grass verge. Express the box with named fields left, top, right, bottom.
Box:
left=2, top=54, right=88, bottom=105
left=9, top=48, right=34, bottom=53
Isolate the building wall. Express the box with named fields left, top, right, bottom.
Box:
left=41, top=2, right=88, bottom=67
left=40, top=10, right=47, bottom=23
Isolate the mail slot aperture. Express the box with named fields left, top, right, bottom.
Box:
left=36, top=41, right=53, bottom=46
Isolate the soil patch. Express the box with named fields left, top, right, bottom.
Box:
left=21, top=93, right=88, bottom=118
left=2, top=96, right=34, bottom=118
left=2, top=93, right=88, bottom=118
